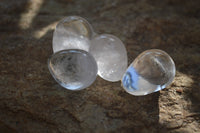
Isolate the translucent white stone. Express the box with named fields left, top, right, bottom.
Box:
left=122, top=49, right=176, bottom=96
left=53, top=16, right=94, bottom=53
left=48, top=49, right=97, bottom=90
left=89, top=34, right=128, bottom=82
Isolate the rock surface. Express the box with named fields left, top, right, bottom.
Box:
left=0, top=0, right=200, bottom=132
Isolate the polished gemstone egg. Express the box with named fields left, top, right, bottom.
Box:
left=89, top=34, right=128, bottom=82
left=48, top=49, right=98, bottom=90
left=122, top=49, right=176, bottom=96
left=53, top=16, right=94, bottom=53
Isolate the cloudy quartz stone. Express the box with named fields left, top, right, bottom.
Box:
left=53, top=16, right=94, bottom=53
left=48, top=49, right=98, bottom=90
left=89, top=34, right=128, bottom=82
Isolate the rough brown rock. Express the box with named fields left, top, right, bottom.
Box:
left=0, top=0, right=200, bottom=132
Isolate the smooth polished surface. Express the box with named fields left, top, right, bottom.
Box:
left=122, top=49, right=176, bottom=96
left=1, top=0, right=200, bottom=132
left=53, top=16, right=94, bottom=53
left=89, top=34, right=128, bottom=82
left=48, top=49, right=97, bottom=90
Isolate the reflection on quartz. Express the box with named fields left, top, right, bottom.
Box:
left=48, top=49, right=97, bottom=90
left=122, top=66, right=166, bottom=96
left=122, top=49, right=175, bottom=96
left=53, top=16, right=94, bottom=53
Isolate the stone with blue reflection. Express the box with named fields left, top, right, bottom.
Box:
left=122, top=49, right=176, bottom=96
left=48, top=49, right=97, bottom=90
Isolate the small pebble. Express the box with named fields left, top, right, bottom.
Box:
left=122, top=49, right=176, bottom=96
left=53, top=16, right=94, bottom=53
left=89, top=34, right=128, bottom=82
left=48, top=49, right=97, bottom=90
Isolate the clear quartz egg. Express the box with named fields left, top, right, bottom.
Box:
left=48, top=49, right=98, bottom=90
left=89, top=34, right=128, bottom=82
left=122, top=49, right=176, bottom=96
left=53, top=16, right=94, bottom=53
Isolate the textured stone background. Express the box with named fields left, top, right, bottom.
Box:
left=0, top=0, right=200, bottom=132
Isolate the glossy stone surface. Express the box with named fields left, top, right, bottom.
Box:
left=122, top=49, right=176, bottom=96
left=48, top=49, right=97, bottom=90
left=53, top=16, right=94, bottom=53
left=89, top=34, right=128, bottom=82
left=1, top=0, right=200, bottom=132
